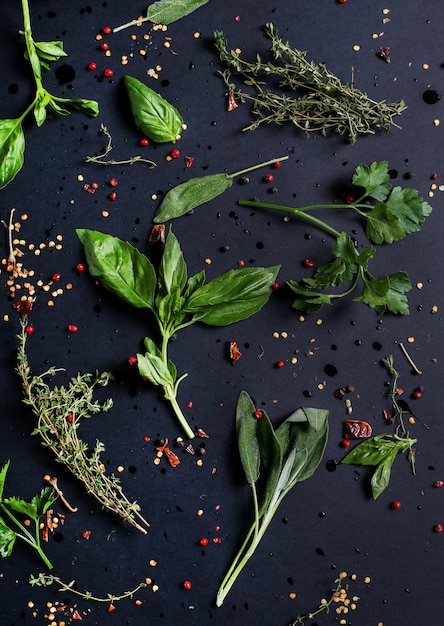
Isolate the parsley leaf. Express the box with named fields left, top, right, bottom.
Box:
left=352, top=161, right=392, bottom=201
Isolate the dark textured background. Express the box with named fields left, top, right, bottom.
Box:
left=1, top=1, right=443, bottom=624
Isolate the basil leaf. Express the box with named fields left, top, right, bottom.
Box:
left=77, top=229, right=157, bottom=309
left=183, top=265, right=280, bottom=326
left=341, top=435, right=400, bottom=466
left=60, top=98, right=99, bottom=117
left=154, top=174, right=233, bottom=222
left=158, top=230, right=187, bottom=295
left=156, top=290, right=186, bottom=326
left=275, top=407, right=329, bottom=483
left=147, top=0, right=209, bottom=25
left=34, top=40, right=67, bottom=62
left=371, top=454, right=397, bottom=499
left=0, top=462, right=10, bottom=501
left=137, top=341, right=176, bottom=388
left=124, top=75, right=183, bottom=143
left=236, top=391, right=261, bottom=486
left=182, top=270, right=206, bottom=301
left=0, top=522, right=16, bottom=558
left=0, top=119, right=25, bottom=189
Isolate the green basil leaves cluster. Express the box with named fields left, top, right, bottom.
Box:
left=77, top=229, right=279, bottom=438
left=216, top=391, right=329, bottom=606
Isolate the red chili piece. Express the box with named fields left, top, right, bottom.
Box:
left=68, top=325, right=78, bottom=333
left=103, top=68, right=114, bottom=77
left=108, top=191, right=117, bottom=201
left=433, top=480, right=444, bottom=488
left=140, top=138, right=150, bottom=146
left=345, top=419, right=372, bottom=439
left=229, top=341, right=242, bottom=364
left=88, top=62, right=97, bottom=71
left=25, top=325, right=35, bottom=334
left=275, top=360, right=285, bottom=369
left=254, top=410, right=263, bottom=419
left=434, top=524, right=443, bottom=533
left=264, top=174, right=274, bottom=183
left=109, top=178, right=118, bottom=187
left=171, top=149, right=180, bottom=159
left=391, top=501, right=401, bottom=510
left=199, top=537, right=209, bottom=546
left=183, top=580, right=192, bottom=590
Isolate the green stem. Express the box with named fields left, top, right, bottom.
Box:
left=113, top=16, right=152, bottom=33
left=239, top=199, right=342, bottom=238
left=229, top=155, right=289, bottom=179
left=21, top=0, right=44, bottom=92
left=0, top=505, right=53, bottom=569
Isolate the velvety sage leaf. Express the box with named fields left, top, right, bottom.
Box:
left=77, top=229, right=156, bottom=309
left=147, top=0, right=209, bottom=24
left=0, top=461, right=10, bottom=500
left=0, top=119, right=25, bottom=189
left=153, top=174, right=233, bottom=222
left=183, top=265, right=280, bottom=326
left=255, top=408, right=282, bottom=513
left=370, top=454, right=397, bottom=499
left=275, top=407, right=329, bottom=483
left=236, top=391, right=260, bottom=486
left=158, top=230, right=187, bottom=295
left=124, top=75, right=183, bottom=143
left=0, top=523, right=16, bottom=558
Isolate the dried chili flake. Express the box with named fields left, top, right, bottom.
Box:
left=377, top=47, right=391, bottom=63
left=227, top=91, right=238, bottom=111
left=82, top=530, right=91, bottom=540
left=195, top=429, right=210, bottom=438
left=71, top=609, right=83, bottom=620
left=229, top=340, right=242, bottom=364
left=12, top=299, right=33, bottom=316
left=156, top=439, right=180, bottom=467
left=185, top=156, right=195, bottom=168
left=148, top=224, right=166, bottom=245
left=107, top=604, right=116, bottom=612
left=185, top=444, right=195, bottom=455
left=345, top=419, right=373, bottom=439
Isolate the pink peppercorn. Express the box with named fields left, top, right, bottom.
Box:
left=276, top=360, right=285, bottom=369
left=67, top=324, right=78, bottom=333
left=52, top=273, right=61, bottom=281
left=273, top=161, right=281, bottom=168
left=171, top=149, right=180, bottom=159
left=100, top=42, right=109, bottom=51
left=433, top=481, right=444, bottom=488
left=254, top=410, right=263, bottom=419
left=434, top=524, right=443, bottom=533
left=109, top=178, right=118, bottom=187
left=140, top=138, right=150, bottom=146
left=199, top=537, right=209, bottom=546
left=108, top=191, right=117, bottom=201
left=264, top=174, right=274, bottom=183
left=102, top=26, right=112, bottom=35
left=25, top=325, right=35, bottom=334
left=128, top=356, right=138, bottom=365
left=88, top=62, right=97, bottom=71
left=271, top=282, right=280, bottom=290
left=237, top=260, right=245, bottom=267
left=303, top=259, right=314, bottom=268
left=103, top=68, right=114, bottom=77
left=76, top=263, right=85, bottom=272
left=391, top=500, right=401, bottom=510
left=183, top=581, right=192, bottom=590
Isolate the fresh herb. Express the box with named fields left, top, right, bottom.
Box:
left=77, top=229, right=280, bottom=439
left=0, top=460, right=56, bottom=569
left=214, top=23, right=406, bottom=143
left=29, top=572, right=147, bottom=607
left=124, top=76, right=184, bottom=144
left=86, top=124, right=157, bottom=168
left=291, top=571, right=352, bottom=625
left=239, top=161, right=432, bottom=315
left=113, top=0, right=209, bottom=33
left=153, top=155, right=289, bottom=222
left=16, top=316, right=149, bottom=534
left=215, top=391, right=328, bottom=606
left=0, top=0, right=99, bottom=190
left=341, top=355, right=417, bottom=499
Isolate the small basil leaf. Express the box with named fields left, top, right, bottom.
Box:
left=182, top=270, right=206, bottom=301
left=236, top=391, right=261, bottom=486
left=156, top=290, right=185, bottom=326
left=77, top=229, right=156, bottom=309
left=61, top=98, right=99, bottom=117
left=158, top=230, right=187, bottom=295
left=34, top=40, right=67, bottom=62
left=0, top=119, right=25, bottom=189
left=137, top=347, right=175, bottom=388
left=154, top=173, right=233, bottom=222
left=183, top=265, right=280, bottom=326
left=124, top=75, right=183, bottom=143
left=341, top=434, right=401, bottom=466
left=370, top=454, right=397, bottom=499
left=147, top=0, right=209, bottom=25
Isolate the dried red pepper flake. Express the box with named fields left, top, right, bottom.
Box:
left=107, top=603, right=116, bottom=612
left=12, top=299, right=33, bottom=316
left=195, top=429, right=210, bottom=438
left=227, top=91, right=238, bottom=111
left=82, top=530, right=91, bottom=540
left=229, top=340, right=242, bottom=364
left=213, top=536, right=222, bottom=543
left=185, top=156, right=195, bottom=168
left=237, top=260, right=245, bottom=267
left=156, top=439, right=180, bottom=467
left=148, top=224, right=166, bottom=245
left=376, top=47, right=391, bottom=64
left=433, top=480, right=444, bottom=488
left=187, top=401, right=193, bottom=408
left=345, top=419, right=372, bottom=439
left=71, top=609, right=83, bottom=620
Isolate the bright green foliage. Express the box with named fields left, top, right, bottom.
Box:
left=77, top=229, right=279, bottom=438
left=215, top=392, right=328, bottom=606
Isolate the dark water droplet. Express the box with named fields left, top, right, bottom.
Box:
left=423, top=90, right=440, bottom=104
left=8, top=83, right=18, bottom=94
left=189, top=61, right=195, bottom=70
left=128, top=386, right=137, bottom=397
left=53, top=532, right=64, bottom=542
left=256, top=241, right=264, bottom=249
left=128, top=466, right=137, bottom=474
left=324, top=363, right=337, bottom=377
left=55, top=64, right=75, bottom=85
left=372, top=341, right=382, bottom=351
left=319, top=511, right=326, bottom=518
left=48, top=10, right=56, bottom=18
left=287, top=576, right=293, bottom=585
left=388, top=169, right=398, bottom=179
left=330, top=344, right=337, bottom=350
left=326, top=459, right=338, bottom=472
left=282, top=517, right=288, bottom=524
left=161, top=79, right=169, bottom=87
left=229, top=211, right=238, bottom=219
left=303, top=390, right=312, bottom=398
left=315, top=547, right=325, bottom=556
left=93, top=304, right=101, bottom=313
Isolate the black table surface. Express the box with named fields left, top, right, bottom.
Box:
left=1, top=1, right=443, bottom=625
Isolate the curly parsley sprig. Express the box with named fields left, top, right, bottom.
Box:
left=239, top=161, right=432, bottom=315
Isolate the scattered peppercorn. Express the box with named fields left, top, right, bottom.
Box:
left=88, top=62, right=97, bottom=71
left=254, top=410, right=263, bottom=419
left=346, top=195, right=355, bottom=204
left=434, top=524, right=443, bottom=533
left=199, top=537, right=209, bottom=546
left=140, top=138, right=150, bottom=146
left=102, top=26, right=112, bottom=35
left=264, top=174, right=274, bottom=183
left=271, top=282, right=280, bottom=290
left=182, top=580, right=192, bottom=590
left=273, top=161, right=281, bottom=168
left=411, top=387, right=423, bottom=399
left=171, top=149, right=180, bottom=159
left=391, top=500, right=401, bottom=509
left=108, top=191, right=117, bottom=201
left=100, top=42, right=109, bottom=51
left=25, top=324, right=35, bottom=334
left=342, top=439, right=351, bottom=447
left=76, top=263, right=85, bottom=272
left=103, top=68, right=114, bottom=77
left=109, top=178, right=118, bottom=187
left=433, top=480, right=444, bottom=488
left=52, top=273, right=61, bottom=282
left=302, top=259, right=314, bottom=268
left=128, top=356, right=138, bottom=365
left=275, top=360, right=285, bottom=369
left=67, top=324, right=78, bottom=333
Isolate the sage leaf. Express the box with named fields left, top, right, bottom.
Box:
left=183, top=265, right=280, bottom=325
left=0, top=119, right=25, bottom=189
left=124, top=75, right=183, bottom=143
left=154, top=174, right=233, bottom=222
left=147, top=0, right=209, bottom=24
left=77, top=229, right=156, bottom=309
left=236, top=391, right=261, bottom=486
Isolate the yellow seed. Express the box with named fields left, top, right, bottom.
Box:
left=351, top=603, right=357, bottom=610
left=288, top=592, right=297, bottom=600
left=145, top=577, right=152, bottom=585
left=320, top=598, right=328, bottom=605
left=102, top=210, right=110, bottom=218
left=135, top=599, right=142, bottom=606
left=153, top=457, right=161, bottom=465
left=431, top=305, right=438, bottom=313
left=139, top=49, right=147, bottom=56
left=363, top=576, right=371, bottom=584
left=193, top=32, right=200, bottom=38
left=416, top=282, right=423, bottom=289
left=117, top=465, right=124, bottom=472
left=339, top=571, right=348, bottom=579
left=163, top=41, right=170, bottom=48
left=27, top=601, right=34, bottom=608
left=196, top=459, right=204, bottom=467
left=409, top=416, right=415, bottom=424
left=196, top=509, right=204, bottom=516
left=316, top=318, right=322, bottom=325
left=352, top=595, right=360, bottom=601
left=353, top=44, right=361, bottom=51
left=152, top=584, right=159, bottom=592
left=281, top=331, right=288, bottom=339
left=47, top=300, right=54, bottom=307
left=204, top=258, right=212, bottom=265
left=291, top=357, right=298, bottom=364
left=407, top=337, right=415, bottom=343
left=423, top=63, right=429, bottom=70
left=149, top=559, right=157, bottom=566
left=434, top=119, right=440, bottom=126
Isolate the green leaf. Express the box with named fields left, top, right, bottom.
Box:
left=288, top=285, right=332, bottom=314
left=153, top=173, right=233, bottom=222
left=370, top=455, right=397, bottom=499
left=255, top=408, right=283, bottom=512
left=354, top=275, right=389, bottom=308
left=384, top=186, right=433, bottom=234
left=137, top=342, right=176, bottom=388
left=3, top=496, right=37, bottom=519
left=236, top=391, right=261, bottom=485
left=341, top=434, right=406, bottom=466
left=364, top=202, right=406, bottom=244
left=182, top=270, right=206, bottom=301
left=61, top=98, right=99, bottom=118
left=158, top=230, right=187, bottom=295
left=183, top=265, right=280, bottom=325
left=0, top=461, right=10, bottom=500
left=372, top=272, right=411, bottom=316
left=124, top=75, right=183, bottom=143
left=77, top=229, right=157, bottom=310
left=0, top=119, right=25, bottom=189
left=34, top=40, right=67, bottom=62
left=147, top=0, right=209, bottom=24
left=31, top=487, right=57, bottom=517
left=0, top=522, right=16, bottom=558
left=352, top=161, right=391, bottom=201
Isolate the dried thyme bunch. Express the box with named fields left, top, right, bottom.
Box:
left=16, top=316, right=149, bottom=534
left=214, top=23, right=406, bottom=143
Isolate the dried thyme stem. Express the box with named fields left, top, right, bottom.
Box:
left=214, top=23, right=406, bottom=143
left=16, top=316, right=149, bottom=534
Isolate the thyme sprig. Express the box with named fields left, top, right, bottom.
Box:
left=16, top=316, right=149, bottom=534
left=291, top=572, right=349, bottom=625
left=29, top=572, right=147, bottom=605
left=214, top=23, right=406, bottom=143
left=85, top=124, right=156, bottom=168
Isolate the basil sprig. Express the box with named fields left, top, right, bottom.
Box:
left=124, top=76, right=184, bottom=144
left=77, top=229, right=279, bottom=438
left=0, top=0, right=99, bottom=189
left=215, top=391, right=328, bottom=606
